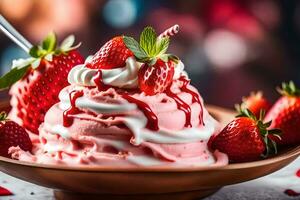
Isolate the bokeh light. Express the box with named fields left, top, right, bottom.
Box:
left=204, top=30, right=247, bottom=69
left=102, top=0, right=137, bottom=28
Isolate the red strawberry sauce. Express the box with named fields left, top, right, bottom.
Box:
left=122, top=94, right=159, bottom=131
left=179, top=76, right=204, bottom=126
left=165, top=85, right=192, bottom=128
left=122, top=76, right=206, bottom=130
left=164, top=76, right=205, bottom=128
left=93, top=70, right=108, bottom=91
left=62, top=75, right=204, bottom=130
left=63, top=90, right=84, bottom=127
left=93, top=70, right=160, bottom=131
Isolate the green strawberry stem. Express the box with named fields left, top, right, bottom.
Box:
left=0, top=32, right=81, bottom=90
left=277, top=81, right=300, bottom=96
left=123, top=26, right=179, bottom=65
left=237, top=109, right=281, bottom=158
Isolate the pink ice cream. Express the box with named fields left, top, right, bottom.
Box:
left=10, top=56, right=228, bottom=167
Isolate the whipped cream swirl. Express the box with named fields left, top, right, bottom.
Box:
left=68, top=57, right=141, bottom=89
left=68, top=57, right=186, bottom=89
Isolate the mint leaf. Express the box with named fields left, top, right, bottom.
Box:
left=156, top=37, right=169, bottom=56
left=0, top=65, right=30, bottom=90
left=42, top=32, right=57, bottom=52
left=140, top=26, right=156, bottom=56
left=123, top=36, right=148, bottom=61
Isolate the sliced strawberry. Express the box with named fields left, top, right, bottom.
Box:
left=138, top=59, right=175, bottom=95
left=209, top=109, right=280, bottom=163
left=0, top=112, right=32, bottom=158
left=0, top=32, right=84, bottom=134
left=88, top=36, right=133, bottom=69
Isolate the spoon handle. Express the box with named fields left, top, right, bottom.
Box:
left=0, top=15, right=33, bottom=53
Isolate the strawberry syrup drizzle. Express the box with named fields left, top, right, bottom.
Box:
left=165, top=85, right=192, bottom=128
left=63, top=90, right=84, bottom=127
left=93, top=70, right=108, bottom=91
left=122, top=94, right=159, bottom=131
left=179, top=76, right=204, bottom=126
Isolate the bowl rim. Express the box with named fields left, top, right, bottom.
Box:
left=0, top=145, right=299, bottom=173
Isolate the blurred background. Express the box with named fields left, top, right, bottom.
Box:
left=0, top=0, right=299, bottom=108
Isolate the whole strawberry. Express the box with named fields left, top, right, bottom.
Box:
left=123, top=27, right=179, bottom=95
left=239, top=91, right=271, bottom=119
left=209, top=109, right=281, bottom=163
left=88, top=36, right=133, bottom=69
left=265, top=81, right=300, bottom=145
left=0, top=112, right=32, bottom=158
left=0, top=32, right=84, bottom=134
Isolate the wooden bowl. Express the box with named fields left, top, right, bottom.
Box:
left=0, top=104, right=299, bottom=200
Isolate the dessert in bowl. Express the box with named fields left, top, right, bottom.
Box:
left=10, top=60, right=228, bottom=167
left=9, top=26, right=228, bottom=167
left=0, top=25, right=299, bottom=200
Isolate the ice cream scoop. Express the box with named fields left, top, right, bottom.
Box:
left=10, top=25, right=228, bottom=167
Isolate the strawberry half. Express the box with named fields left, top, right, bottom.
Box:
left=209, top=109, right=281, bottom=163
left=265, top=81, right=300, bottom=145
left=88, top=36, right=133, bottom=69
left=0, top=112, right=32, bottom=158
left=123, top=27, right=179, bottom=95
left=138, top=59, right=175, bottom=95
left=0, top=32, right=84, bottom=134
left=239, top=91, right=271, bottom=119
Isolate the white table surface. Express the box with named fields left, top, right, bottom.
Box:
left=0, top=157, right=299, bottom=200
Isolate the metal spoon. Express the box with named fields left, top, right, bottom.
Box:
left=0, top=15, right=32, bottom=53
